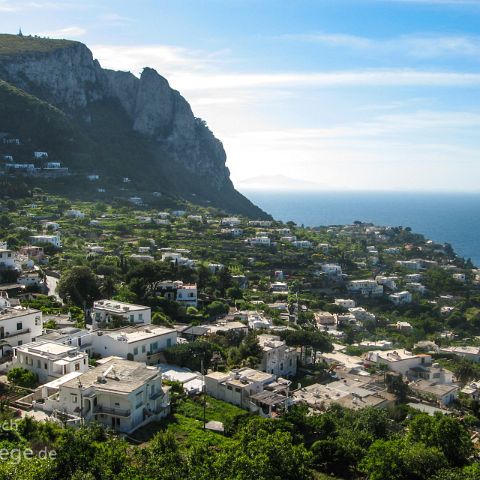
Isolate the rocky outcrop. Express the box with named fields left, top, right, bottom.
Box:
left=0, top=34, right=267, bottom=216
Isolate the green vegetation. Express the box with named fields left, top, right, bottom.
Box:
left=0, top=34, right=75, bottom=57
left=7, top=367, right=38, bottom=388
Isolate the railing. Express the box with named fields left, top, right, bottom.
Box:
left=94, top=405, right=131, bottom=417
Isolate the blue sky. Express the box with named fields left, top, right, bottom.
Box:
left=1, top=0, right=480, bottom=191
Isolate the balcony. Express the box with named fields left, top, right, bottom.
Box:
left=1, top=328, right=31, bottom=339
left=94, top=405, right=131, bottom=417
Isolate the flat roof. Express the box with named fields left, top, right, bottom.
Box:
left=100, top=325, right=176, bottom=343
left=0, top=306, right=39, bottom=321
left=93, top=299, right=149, bottom=312
left=63, top=357, right=159, bottom=394
left=17, top=341, right=77, bottom=357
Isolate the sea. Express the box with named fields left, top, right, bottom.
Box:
left=242, top=190, right=480, bottom=267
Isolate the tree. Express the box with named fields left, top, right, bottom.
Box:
left=57, top=266, right=100, bottom=307
left=7, top=367, right=38, bottom=388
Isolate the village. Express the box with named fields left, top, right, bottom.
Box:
left=0, top=188, right=479, bottom=451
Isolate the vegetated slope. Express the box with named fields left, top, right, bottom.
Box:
left=0, top=34, right=269, bottom=218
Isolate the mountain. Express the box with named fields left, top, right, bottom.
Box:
left=0, top=34, right=269, bottom=218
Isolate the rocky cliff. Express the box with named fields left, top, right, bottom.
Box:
left=0, top=34, right=268, bottom=217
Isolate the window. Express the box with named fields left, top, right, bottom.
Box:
left=75, top=363, right=80, bottom=371
left=227, top=385, right=232, bottom=391
left=139, top=314, right=143, bottom=321
left=35, top=317, right=40, bottom=326
left=280, top=363, right=284, bottom=370
left=142, top=345, right=146, bottom=353
left=130, top=314, right=134, bottom=322
left=150, top=342, right=158, bottom=352
left=289, top=359, right=292, bottom=366
left=166, top=338, right=172, bottom=347
left=83, top=358, right=86, bottom=364
left=37, top=360, right=41, bottom=368
left=17, top=340, right=22, bottom=346
left=235, top=388, right=241, bottom=393
left=44, top=363, right=47, bottom=369
left=115, top=402, right=120, bottom=406
left=16, top=322, right=22, bottom=331
left=135, top=391, right=143, bottom=408
left=71, top=394, right=77, bottom=404
left=133, top=347, right=138, bottom=355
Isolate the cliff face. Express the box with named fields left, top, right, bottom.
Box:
left=0, top=34, right=266, bottom=217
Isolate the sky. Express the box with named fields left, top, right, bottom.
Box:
left=1, top=0, right=480, bottom=191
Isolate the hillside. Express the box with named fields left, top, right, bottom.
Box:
left=0, top=34, right=269, bottom=218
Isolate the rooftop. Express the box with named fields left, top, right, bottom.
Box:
left=93, top=299, right=149, bottom=312
left=63, top=357, right=159, bottom=394
left=0, top=306, right=40, bottom=321
left=100, top=325, right=176, bottom=343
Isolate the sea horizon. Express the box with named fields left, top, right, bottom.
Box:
left=241, top=189, right=480, bottom=267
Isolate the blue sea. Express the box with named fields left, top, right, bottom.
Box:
left=242, top=190, right=480, bottom=267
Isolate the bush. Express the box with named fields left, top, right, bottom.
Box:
left=7, top=367, right=38, bottom=388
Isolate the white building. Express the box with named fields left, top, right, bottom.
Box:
left=258, top=334, right=297, bottom=377
left=13, top=340, right=89, bottom=383
left=90, top=326, right=177, bottom=363
left=320, top=264, right=343, bottom=276
left=248, top=236, right=271, bottom=247
left=348, top=307, right=376, bottom=323
left=38, top=357, right=170, bottom=433
left=438, top=346, right=480, bottom=363
left=406, top=282, right=426, bottom=295
left=291, top=240, right=312, bottom=248
left=221, top=217, right=241, bottom=226
left=0, top=303, right=42, bottom=356
left=409, top=380, right=459, bottom=406
left=247, top=312, right=271, bottom=330
left=0, top=248, right=16, bottom=269
left=389, top=291, right=413, bottom=306
left=33, top=152, right=48, bottom=159
left=205, top=367, right=289, bottom=416
left=174, top=283, right=197, bottom=307
left=376, top=275, right=398, bottom=291
left=334, top=299, right=356, bottom=309
left=347, top=280, right=384, bottom=297
left=92, top=300, right=151, bottom=327
left=271, top=282, right=288, bottom=294
left=453, top=273, right=466, bottom=283
left=396, top=260, right=423, bottom=271
left=365, top=350, right=432, bottom=376
left=29, top=235, right=61, bottom=248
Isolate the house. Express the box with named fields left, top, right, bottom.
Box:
left=409, top=380, right=459, bottom=406
left=29, top=235, right=61, bottom=248
left=248, top=220, right=272, bottom=227
left=130, top=254, right=154, bottom=262
left=405, top=273, right=422, bottom=282
left=396, top=260, right=423, bottom=271
left=12, top=340, right=89, bottom=384
left=208, top=263, right=224, bottom=274
left=5, top=163, right=36, bottom=172
left=129, top=197, right=143, bottom=206
left=232, top=274, right=248, bottom=289
left=314, top=311, right=336, bottom=326
left=408, top=362, right=454, bottom=384
left=334, top=298, right=356, bottom=309
left=320, top=263, right=343, bottom=276
left=221, top=217, right=241, bottom=226
left=438, top=346, right=480, bottom=363
left=92, top=300, right=151, bottom=327
left=205, top=321, right=248, bottom=336
left=87, top=174, right=99, bottom=181
left=453, top=273, right=466, bottom=283
left=317, top=243, right=330, bottom=253
left=347, top=280, right=383, bottom=297
left=18, top=271, right=44, bottom=288
left=293, top=377, right=395, bottom=411
left=33, top=152, right=48, bottom=159
left=271, top=282, right=288, bottom=294
left=90, top=325, right=177, bottom=363
left=461, top=381, right=480, bottom=401
left=35, top=357, right=170, bottom=433
left=65, top=209, right=85, bottom=219
left=257, top=334, right=297, bottom=377
left=389, top=291, right=413, bottom=306
left=0, top=248, right=16, bottom=269
left=348, top=307, right=376, bottom=323
left=18, top=246, right=45, bottom=262
left=158, top=363, right=204, bottom=395
left=155, top=281, right=197, bottom=307
left=0, top=301, right=42, bottom=357
left=291, top=240, right=312, bottom=248
left=364, top=350, right=432, bottom=376
left=246, top=311, right=271, bottom=330
left=376, top=276, right=398, bottom=291
left=187, top=215, right=202, bottom=222
left=358, top=340, right=393, bottom=350
left=248, top=236, right=271, bottom=247
left=205, top=367, right=290, bottom=417
left=392, top=321, right=413, bottom=331
left=405, top=282, right=426, bottom=295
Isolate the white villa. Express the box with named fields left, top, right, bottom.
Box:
left=389, top=291, right=413, bottom=306
left=257, top=334, right=297, bottom=377
left=92, top=300, right=151, bottom=327
left=13, top=340, right=89, bottom=383
left=32, top=357, right=170, bottom=433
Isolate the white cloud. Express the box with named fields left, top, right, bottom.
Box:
left=40, top=26, right=86, bottom=38
left=282, top=32, right=480, bottom=59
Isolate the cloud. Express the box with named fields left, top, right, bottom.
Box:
left=282, top=32, right=480, bottom=59
left=0, top=0, right=85, bottom=12
left=40, top=26, right=86, bottom=38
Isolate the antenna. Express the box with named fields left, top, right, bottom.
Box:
left=18, top=28, right=23, bottom=37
